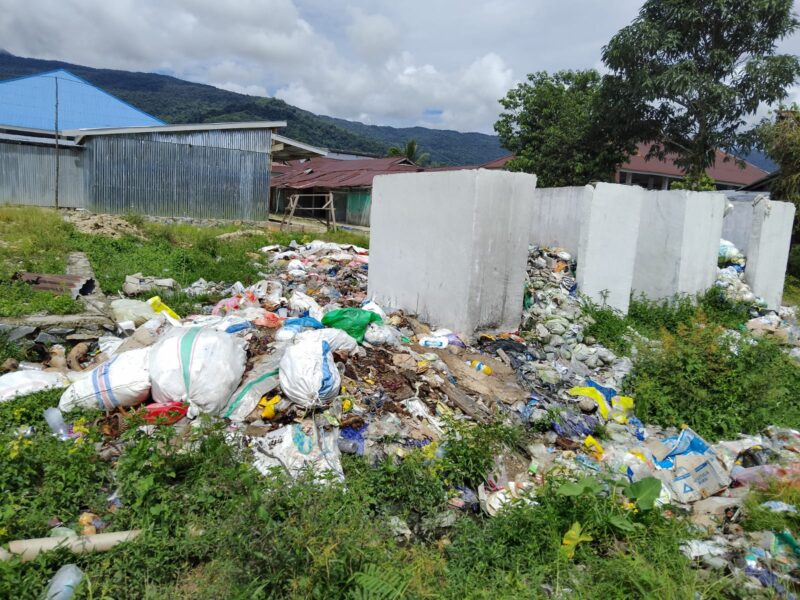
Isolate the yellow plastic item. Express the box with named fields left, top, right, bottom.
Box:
left=467, top=360, right=493, bottom=375
left=342, top=398, right=352, bottom=412
left=259, top=395, right=281, bottom=420
left=147, top=296, right=180, bottom=320
left=583, top=434, right=605, bottom=458
left=610, top=395, right=635, bottom=424
left=567, top=386, right=610, bottom=420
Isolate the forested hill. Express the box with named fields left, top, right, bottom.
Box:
left=0, top=53, right=507, bottom=165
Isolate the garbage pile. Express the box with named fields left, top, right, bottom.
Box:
left=716, top=239, right=800, bottom=355
left=2, top=239, right=800, bottom=595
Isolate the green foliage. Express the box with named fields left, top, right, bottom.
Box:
left=602, top=0, right=800, bottom=177
left=743, top=480, right=800, bottom=533
left=440, top=421, right=520, bottom=487
left=583, top=288, right=751, bottom=355
left=755, top=106, right=800, bottom=226
left=0, top=332, right=28, bottom=364
left=628, top=317, right=800, bottom=440
left=495, top=70, right=635, bottom=187
left=0, top=390, right=111, bottom=542
left=557, top=477, right=603, bottom=497
left=386, top=139, right=429, bottom=165
left=624, top=477, right=662, bottom=511
left=671, top=172, right=717, bottom=191
left=0, top=281, right=82, bottom=318
left=348, top=564, right=410, bottom=600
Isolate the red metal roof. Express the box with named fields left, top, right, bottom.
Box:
left=480, top=154, right=514, bottom=169
left=622, top=143, right=768, bottom=186
left=271, top=156, right=423, bottom=190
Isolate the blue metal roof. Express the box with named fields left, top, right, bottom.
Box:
left=0, top=69, right=164, bottom=131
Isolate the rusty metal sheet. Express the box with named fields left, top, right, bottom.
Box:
left=14, top=272, right=95, bottom=299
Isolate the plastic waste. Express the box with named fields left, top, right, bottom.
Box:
left=364, top=322, right=402, bottom=346
left=321, top=307, right=383, bottom=343
left=466, top=360, right=492, bottom=375
left=0, top=371, right=71, bottom=403
left=288, top=291, right=324, bottom=322
left=59, top=348, right=152, bottom=412
left=110, top=299, right=156, bottom=326
left=361, top=299, right=387, bottom=320
left=223, top=354, right=282, bottom=421
left=147, top=296, right=180, bottom=320
left=250, top=419, right=343, bottom=481
left=279, top=338, right=341, bottom=408
left=761, top=501, right=797, bottom=513
left=149, top=328, right=247, bottom=417
left=43, top=564, right=83, bottom=600
left=43, top=407, right=69, bottom=440
left=419, top=336, right=449, bottom=348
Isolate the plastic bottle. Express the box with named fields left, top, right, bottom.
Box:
left=338, top=439, right=359, bottom=454
left=419, top=336, right=448, bottom=348
left=466, top=360, right=492, bottom=375
left=44, top=564, right=83, bottom=600
left=43, top=407, right=69, bottom=440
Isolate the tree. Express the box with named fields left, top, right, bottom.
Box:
left=387, top=139, right=429, bottom=165
left=494, top=70, right=634, bottom=187
left=602, top=0, right=800, bottom=179
left=756, top=106, right=800, bottom=212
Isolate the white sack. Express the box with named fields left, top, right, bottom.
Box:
left=279, top=337, right=340, bottom=408
left=0, top=371, right=70, bottom=403
left=295, top=328, right=360, bottom=356
left=223, top=353, right=282, bottom=421
left=59, top=348, right=151, bottom=412
left=149, top=328, right=247, bottom=417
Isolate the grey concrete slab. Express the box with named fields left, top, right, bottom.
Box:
left=368, top=169, right=536, bottom=337
left=746, top=198, right=796, bottom=309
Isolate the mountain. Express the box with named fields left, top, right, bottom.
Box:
left=0, top=53, right=508, bottom=165
left=320, top=116, right=505, bottom=166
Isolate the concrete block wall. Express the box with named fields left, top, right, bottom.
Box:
left=576, top=183, right=644, bottom=313
left=632, top=190, right=725, bottom=301
left=530, top=186, right=590, bottom=255
left=368, top=169, right=537, bottom=337
left=746, top=199, right=795, bottom=309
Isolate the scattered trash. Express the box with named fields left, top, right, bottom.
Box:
left=4, top=530, right=142, bottom=562
left=122, top=273, right=177, bottom=296
left=0, top=370, right=72, bottom=403
left=43, top=563, right=84, bottom=600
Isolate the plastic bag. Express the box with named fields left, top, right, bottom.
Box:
left=364, top=323, right=402, bottom=346
left=149, top=328, right=247, bottom=417
left=110, top=299, right=156, bottom=326
left=250, top=420, right=343, bottom=481
left=361, top=300, right=387, bottom=320
left=279, top=337, right=340, bottom=408
left=321, top=308, right=383, bottom=343
left=0, top=370, right=70, bottom=403
left=224, top=354, right=282, bottom=421
left=288, top=291, right=324, bottom=321
left=60, top=348, right=151, bottom=412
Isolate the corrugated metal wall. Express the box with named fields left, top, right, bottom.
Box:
left=143, top=129, right=271, bottom=153
left=346, top=190, right=372, bottom=226
left=0, top=141, right=85, bottom=208
left=84, top=130, right=271, bottom=220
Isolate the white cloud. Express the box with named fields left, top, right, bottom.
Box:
left=0, top=0, right=798, bottom=133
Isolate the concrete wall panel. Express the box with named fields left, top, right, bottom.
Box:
left=530, top=186, right=590, bottom=254
left=368, top=169, right=536, bottom=337
left=746, top=199, right=795, bottom=309
left=633, top=190, right=725, bottom=301
left=576, top=183, right=643, bottom=313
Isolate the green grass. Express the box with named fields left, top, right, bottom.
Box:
left=0, top=281, right=82, bottom=318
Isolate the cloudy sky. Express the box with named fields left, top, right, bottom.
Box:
left=1, top=0, right=799, bottom=133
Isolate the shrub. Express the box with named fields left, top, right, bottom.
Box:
left=627, top=316, right=800, bottom=440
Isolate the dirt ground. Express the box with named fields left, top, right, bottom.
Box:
left=61, top=210, right=144, bottom=239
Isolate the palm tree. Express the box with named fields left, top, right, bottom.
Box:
left=387, top=139, right=430, bottom=165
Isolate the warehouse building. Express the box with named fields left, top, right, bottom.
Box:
left=0, top=69, right=323, bottom=220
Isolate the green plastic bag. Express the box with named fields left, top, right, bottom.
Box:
left=321, top=308, right=382, bottom=343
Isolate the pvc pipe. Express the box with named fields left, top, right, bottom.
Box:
left=4, top=529, right=141, bottom=562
